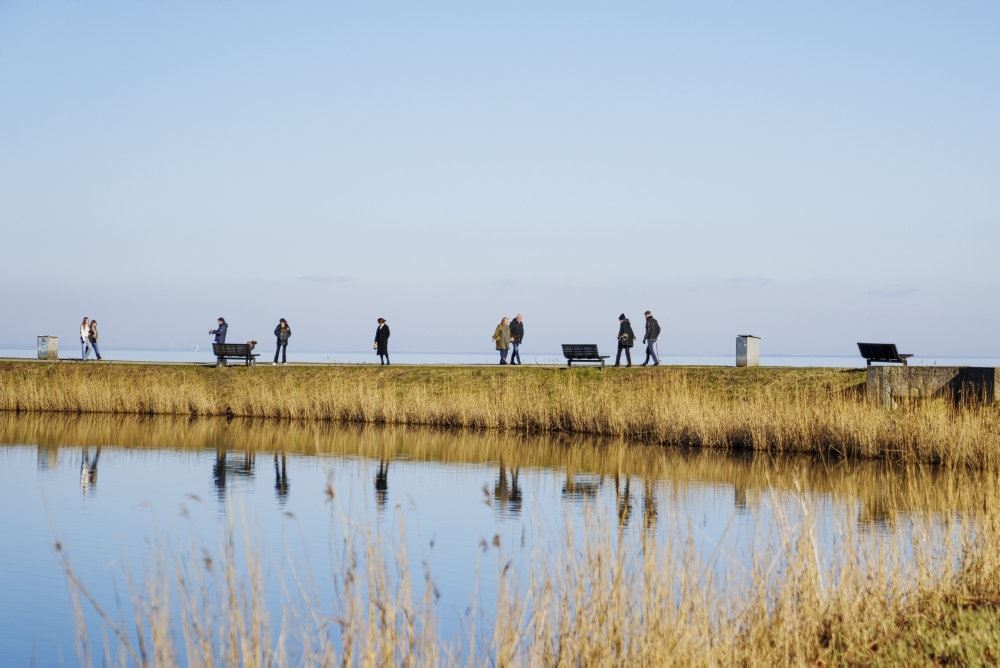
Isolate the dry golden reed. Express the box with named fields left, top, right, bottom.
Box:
left=60, top=482, right=1000, bottom=666
left=3, top=361, right=1000, bottom=466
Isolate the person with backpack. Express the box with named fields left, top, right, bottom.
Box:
left=273, top=318, right=291, bottom=365
left=614, top=313, right=635, bottom=367
left=641, top=310, right=661, bottom=366
left=88, top=320, right=103, bottom=361
left=509, top=314, right=524, bottom=365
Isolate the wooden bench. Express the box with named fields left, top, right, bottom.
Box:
left=212, top=343, right=259, bottom=367
left=561, top=344, right=610, bottom=368
left=857, top=342, right=913, bottom=367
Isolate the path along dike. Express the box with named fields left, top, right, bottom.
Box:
left=1, top=359, right=998, bottom=467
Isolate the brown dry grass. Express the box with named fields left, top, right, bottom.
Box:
left=3, top=361, right=1000, bottom=466
left=58, top=480, right=1000, bottom=666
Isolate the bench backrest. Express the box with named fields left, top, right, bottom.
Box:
left=857, top=342, right=901, bottom=361
left=213, top=343, right=251, bottom=356
left=562, top=344, right=601, bottom=359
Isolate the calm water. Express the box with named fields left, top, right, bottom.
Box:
left=0, top=413, right=987, bottom=664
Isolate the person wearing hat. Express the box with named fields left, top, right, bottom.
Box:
left=209, top=317, right=228, bottom=366
left=273, top=318, right=292, bottom=365
left=614, top=313, right=635, bottom=367
left=374, top=318, right=391, bottom=365
left=641, top=310, right=661, bottom=366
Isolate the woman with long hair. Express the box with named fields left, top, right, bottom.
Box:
left=88, top=320, right=103, bottom=361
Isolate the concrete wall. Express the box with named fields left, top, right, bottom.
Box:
left=866, top=366, right=1000, bottom=406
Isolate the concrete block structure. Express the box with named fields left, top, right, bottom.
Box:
left=736, top=335, right=760, bottom=367
left=866, top=366, right=1000, bottom=407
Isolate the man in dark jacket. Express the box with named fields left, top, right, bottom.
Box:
left=209, top=317, right=228, bottom=366
left=641, top=310, right=660, bottom=366
left=614, top=314, right=635, bottom=367
left=509, top=314, right=524, bottom=365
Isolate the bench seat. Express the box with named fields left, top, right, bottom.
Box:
left=561, top=344, right=609, bottom=369
left=212, top=343, right=259, bottom=367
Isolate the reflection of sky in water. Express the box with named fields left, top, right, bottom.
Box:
left=0, top=428, right=971, bottom=665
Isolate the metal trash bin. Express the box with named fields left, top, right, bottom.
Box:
left=37, top=335, right=59, bottom=360
left=736, top=335, right=760, bottom=367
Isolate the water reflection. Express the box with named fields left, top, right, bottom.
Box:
left=492, top=463, right=522, bottom=516
left=374, top=460, right=389, bottom=511
left=0, top=411, right=992, bottom=528
left=80, top=447, right=100, bottom=495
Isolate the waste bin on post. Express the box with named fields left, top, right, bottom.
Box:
left=736, top=335, right=760, bottom=367
left=37, top=335, right=59, bottom=360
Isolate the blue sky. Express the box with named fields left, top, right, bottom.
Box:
left=1, top=2, right=997, bottom=355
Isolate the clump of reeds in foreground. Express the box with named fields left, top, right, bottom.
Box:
left=5, top=361, right=1000, bottom=466
left=58, top=481, right=1000, bottom=666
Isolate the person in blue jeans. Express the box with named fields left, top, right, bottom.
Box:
left=273, top=318, right=291, bottom=365
left=79, top=316, right=92, bottom=360
left=641, top=310, right=661, bottom=366
left=509, top=314, right=524, bottom=365
left=88, top=320, right=103, bottom=361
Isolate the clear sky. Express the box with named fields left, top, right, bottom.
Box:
left=1, top=2, right=997, bottom=355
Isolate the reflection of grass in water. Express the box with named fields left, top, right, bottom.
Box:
left=3, top=361, right=1000, bottom=466
left=7, top=411, right=1000, bottom=523
left=57, top=483, right=1000, bottom=665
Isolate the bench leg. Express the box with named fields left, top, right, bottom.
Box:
left=567, top=360, right=572, bottom=367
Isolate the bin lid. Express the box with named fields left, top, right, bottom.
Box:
left=737, top=334, right=760, bottom=339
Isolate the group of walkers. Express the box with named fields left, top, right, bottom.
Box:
left=77, top=311, right=659, bottom=367
left=614, top=311, right=661, bottom=367
left=491, top=314, right=525, bottom=365
left=78, top=317, right=102, bottom=361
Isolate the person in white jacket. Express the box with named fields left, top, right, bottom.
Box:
left=80, top=317, right=92, bottom=361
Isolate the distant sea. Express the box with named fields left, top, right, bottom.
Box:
left=3, top=347, right=1000, bottom=368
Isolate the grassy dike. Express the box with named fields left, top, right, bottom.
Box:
left=3, top=359, right=1000, bottom=466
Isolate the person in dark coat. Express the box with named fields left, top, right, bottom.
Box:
left=509, top=314, right=524, bottom=365
left=273, top=318, right=291, bottom=365
left=374, top=318, right=390, bottom=365
left=614, top=313, right=635, bottom=367
left=641, top=310, right=661, bottom=366
left=209, top=317, right=228, bottom=366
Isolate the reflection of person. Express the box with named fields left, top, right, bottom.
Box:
left=80, top=447, right=101, bottom=494
left=642, top=479, right=658, bottom=530
left=273, top=319, right=291, bottom=365
left=80, top=317, right=92, bottom=360
left=492, top=317, right=510, bottom=365
left=614, top=314, right=634, bottom=367
left=614, top=473, right=632, bottom=528
left=374, top=318, right=391, bottom=366
left=492, top=464, right=523, bottom=515
left=509, top=314, right=524, bottom=365
left=213, top=449, right=227, bottom=501
left=274, top=451, right=289, bottom=503
left=88, top=320, right=103, bottom=361
left=374, top=460, right=389, bottom=510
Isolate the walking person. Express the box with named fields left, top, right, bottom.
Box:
left=209, top=317, right=228, bottom=366
left=273, top=318, right=291, bottom=365
left=509, top=314, right=524, bottom=365
left=492, top=317, right=511, bottom=365
left=79, top=317, right=92, bottom=361
left=614, top=313, right=635, bottom=367
left=641, top=310, right=661, bottom=366
left=374, top=318, right=390, bottom=365
left=88, top=319, right=103, bottom=361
